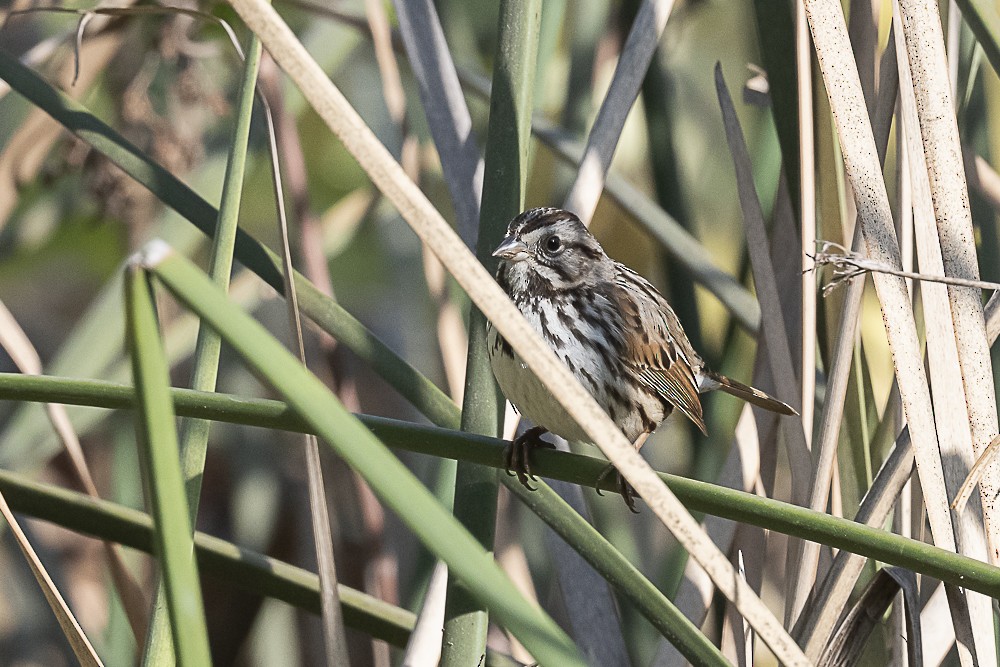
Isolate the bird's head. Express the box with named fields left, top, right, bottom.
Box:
left=492, top=208, right=612, bottom=293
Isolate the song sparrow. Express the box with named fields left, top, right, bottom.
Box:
left=487, top=207, right=796, bottom=511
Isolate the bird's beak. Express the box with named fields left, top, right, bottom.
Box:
left=492, top=236, right=529, bottom=261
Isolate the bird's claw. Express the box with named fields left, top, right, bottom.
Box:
left=595, top=463, right=639, bottom=513
left=504, top=426, right=554, bottom=490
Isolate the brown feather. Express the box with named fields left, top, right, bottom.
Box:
left=703, top=370, right=798, bottom=416
left=639, top=366, right=706, bottom=434
left=611, top=269, right=707, bottom=434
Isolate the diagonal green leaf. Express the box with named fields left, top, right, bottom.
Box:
left=138, top=244, right=585, bottom=666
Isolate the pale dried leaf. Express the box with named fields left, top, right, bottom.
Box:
left=818, top=567, right=920, bottom=667
left=896, top=15, right=994, bottom=662
left=401, top=561, right=448, bottom=667
left=952, top=435, right=1000, bottom=513
left=0, top=491, right=103, bottom=666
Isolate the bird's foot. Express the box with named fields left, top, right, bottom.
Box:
left=504, top=426, right=555, bottom=490
left=595, top=464, right=639, bottom=513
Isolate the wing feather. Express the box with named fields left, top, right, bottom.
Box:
left=612, top=266, right=707, bottom=434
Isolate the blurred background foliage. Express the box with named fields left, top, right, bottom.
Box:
left=1, top=0, right=998, bottom=663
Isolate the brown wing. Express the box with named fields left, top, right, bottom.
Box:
left=612, top=265, right=707, bottom=434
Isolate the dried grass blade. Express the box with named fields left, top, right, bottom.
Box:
left=799, top=0, right=976, bottom=659
left=714, top=64, right=814, bottom=627
left=806, top=22, right=896, bottom=537
left=919, top=582, right=955, bottom=664
left=896, top=13, right=996, bottom=662
left=365, top=0, right=405, bottom=127
left=896, top=0, right=1000, bottom=565
left=262, top=87, right=351, bottom=665
left=797, top=0, right=818, bottom=447
left=988, top=289, right=1000, bottom=342
left=400, top=561, right=448, bottom=666
left=0, top=300, right=148, bottom=641
left=794, top=36, right=897, bottom=644
left=952, top=435, right=1000, bottom=513
left=721, top=550, right=755, bottom=666
left=0, top=491, right=103, bottom=666
left=225, top=1, right=807, bottom=661
left=885, top=569, right=923, bottom=667
left=817, top=567, right=920, bottom=667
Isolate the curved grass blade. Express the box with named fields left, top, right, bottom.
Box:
left=818, top=567, right=921, bottom=667
left=953, top=435, right=1000, bottom=513
left=715, top=64, right=814, bottom=627
left=255, top=48, right=352, bottom=667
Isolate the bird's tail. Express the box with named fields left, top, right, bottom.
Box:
left=702, top=370, right=798, bottom=416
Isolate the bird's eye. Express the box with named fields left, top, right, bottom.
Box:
left=544, top=235, right=563, bottom=255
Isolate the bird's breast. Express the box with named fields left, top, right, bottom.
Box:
left=487, top=293, right=639, bottom=441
